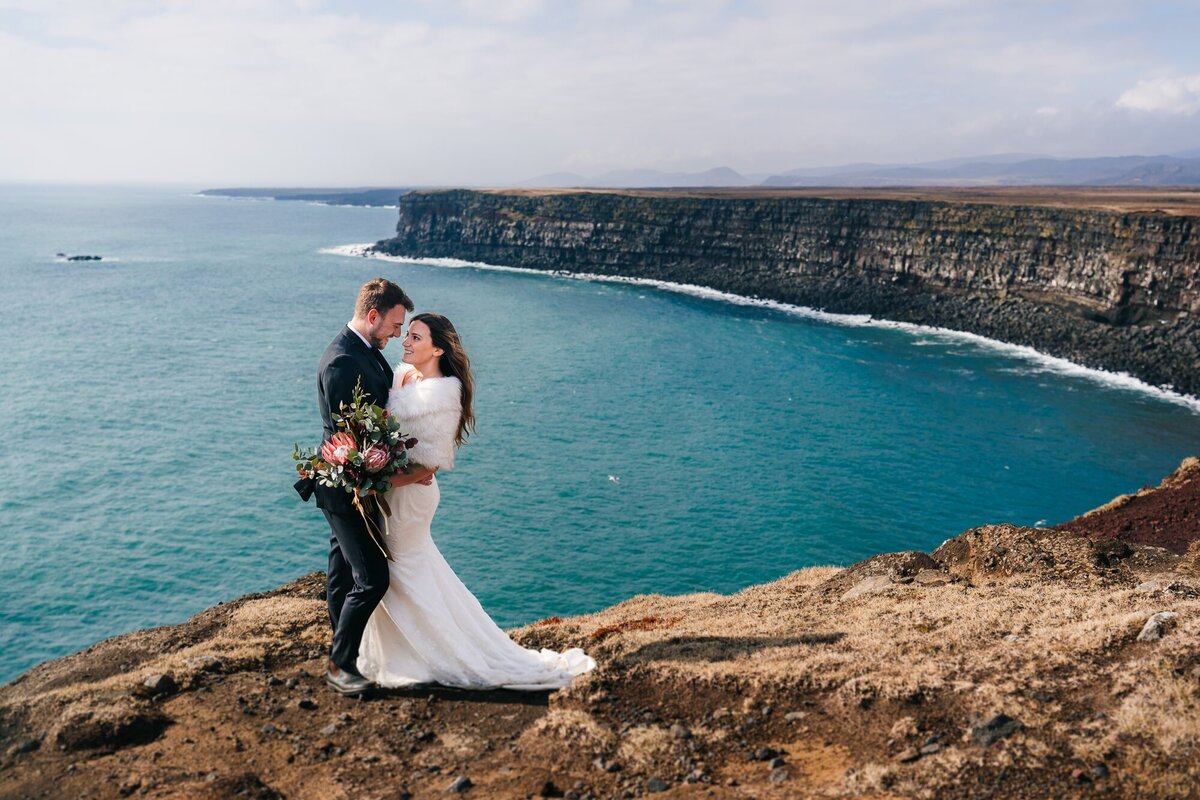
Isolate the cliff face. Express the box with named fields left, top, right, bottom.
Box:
left=375, top=189, right=1200, bottom=395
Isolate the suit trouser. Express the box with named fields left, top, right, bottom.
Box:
left=322, top=503, right=390, bottom=673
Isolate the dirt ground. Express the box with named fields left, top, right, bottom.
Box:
left=474, top=186, right=1200, bottom=216
left=1057, top=457, right=1200, bottom=554
left=2, top=458, right=1199, bottom=800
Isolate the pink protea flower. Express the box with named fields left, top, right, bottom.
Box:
left=362, top=442, right=390, bottom=472
left=321, top=432, right=357, bottom=465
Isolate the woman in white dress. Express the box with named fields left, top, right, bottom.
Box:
left=356, top=313, right=595, bottom=690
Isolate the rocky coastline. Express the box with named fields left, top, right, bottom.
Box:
left=2, top=458, right=1199, bottom=799
left=372, top=188, right=1200, bottom=397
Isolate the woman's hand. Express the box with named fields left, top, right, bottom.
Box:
left=388, top=466, right=438, bottom=487
left=400, top=368, right=423, bottom=388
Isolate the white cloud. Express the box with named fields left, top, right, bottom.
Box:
left=1, top=1, right=1199, bottom=184
left=1116, top=75, right=1200, bottom=115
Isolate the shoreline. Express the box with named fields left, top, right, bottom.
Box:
left=375, top=189, right=1200, bottom=397
left=324, top=243, right=1200, bottom=414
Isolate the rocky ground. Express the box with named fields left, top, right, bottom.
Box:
left=1057, top=457, right=1200, bottom=555
left=482, top=187, right=1200, bottom=216
left=2, top=459, right=1199, bottom=800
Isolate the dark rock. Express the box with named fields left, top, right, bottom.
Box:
left=9, top=738, right=41, bottom=756
left=539, top=779, right=564, bottom=797
left=670, top=723, right=691, bottom=740
left=54, top=706, right=171, bottom=752
left=646, top=777, right=669, bottom=793
left=769, top=768, right=789, bottom=783
left=186, top=655, right=223, bottom=672
left=297, top=698, right=318, bottom=710
left=206, top=773, right=283, bottom=800
left=971, top=714, right=1022, bottom=746
left=1136, top=611, right=1179, bottom=642
left=768, top=756, right=786, bottom=768
left=141, top=673, right=178, bottom=697
left=448, top=775, right=472, bottom=793
left=751, top=746, right=780, bottom=761
left=1092, top=763, right=1110, bottom=779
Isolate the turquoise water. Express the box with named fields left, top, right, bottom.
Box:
left=2, top=185, right=1199, bottom=685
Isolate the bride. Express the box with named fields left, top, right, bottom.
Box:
left=356, top=312, right=595, bottom=690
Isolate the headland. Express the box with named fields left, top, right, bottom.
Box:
left=372, top=186, right=1200, bottom=397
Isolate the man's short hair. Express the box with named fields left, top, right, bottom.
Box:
left=354, top=278, right=414, bottom=318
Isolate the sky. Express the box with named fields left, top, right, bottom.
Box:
left=2, top=0, right=1199, bottom=186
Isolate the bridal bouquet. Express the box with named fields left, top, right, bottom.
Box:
left=293, top=380, right=417, bottom=558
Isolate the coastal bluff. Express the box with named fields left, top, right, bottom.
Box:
left=2, top=458, right=1199, bottom=799
left=373, top=187, right=1200, bottom=397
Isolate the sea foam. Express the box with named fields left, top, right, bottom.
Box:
left=322, top=243, right=1200, bottom=414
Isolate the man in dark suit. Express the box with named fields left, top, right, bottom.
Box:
left=308, top=278, right=414, bottom=695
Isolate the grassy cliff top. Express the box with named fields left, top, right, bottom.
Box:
left=451, top=186, right=1200, bottom=216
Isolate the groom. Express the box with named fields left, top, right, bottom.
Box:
left=303, top=277, right=413, bottom=695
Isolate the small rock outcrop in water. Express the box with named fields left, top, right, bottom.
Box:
left=373, top=188, right=1200, bottom=396
left=2, top=457, right=1199, bottom=798
left=62, top=254, right=102, bottom=261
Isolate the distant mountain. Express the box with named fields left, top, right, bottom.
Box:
left=200, top=187, right=414, bottom=206
left=518, top=172, right=589, bottom=187
left=517, top=166, right=753, bottom=188
left=762, top=155, right=1200, bottom=187
left=1089, top=160, right=1200, bottom=186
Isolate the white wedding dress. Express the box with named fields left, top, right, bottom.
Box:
left=356, top=363, right=595, bottom=690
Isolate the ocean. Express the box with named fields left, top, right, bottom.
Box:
left=2, top=184, right=1198, bottom=685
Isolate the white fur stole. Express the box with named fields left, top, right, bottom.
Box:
left=387, top=364, right=461, bottom=470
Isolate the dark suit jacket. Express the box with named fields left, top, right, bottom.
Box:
left=306, top=325, right=394, bottom=512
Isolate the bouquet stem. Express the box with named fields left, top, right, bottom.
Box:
left=352, top=494, right=393, bottom=562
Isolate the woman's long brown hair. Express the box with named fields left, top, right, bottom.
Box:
left=411, top=312, right=475, bottom=446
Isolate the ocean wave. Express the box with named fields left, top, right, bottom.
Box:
left=192, top=193, right=274, bottom=202
left=304, top=201, right=399, bottom=209
left=322, top=243, right=1200, bottom=414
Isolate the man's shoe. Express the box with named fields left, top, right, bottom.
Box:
left=325, top=668, right=373, bottom=696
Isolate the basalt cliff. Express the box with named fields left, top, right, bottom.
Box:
left=2, top=458, right=1199, bottom=799
left=373, top=188, right=1200, bottom=397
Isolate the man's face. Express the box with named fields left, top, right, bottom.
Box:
left=365, top=305, right=407, bottom=349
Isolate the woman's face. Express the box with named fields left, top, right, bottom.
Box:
left=402, top=319, right=442, bottom=366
